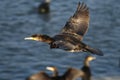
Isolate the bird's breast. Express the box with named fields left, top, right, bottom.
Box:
left=50, top=40, right=83, bottom=52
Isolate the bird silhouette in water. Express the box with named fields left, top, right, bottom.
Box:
left=26, top=67, right=84, bottom=80
left=26, top=71, right=50, bottom=80
left=46, top=56, right=95, bottom=80
left=81, top=55, right=96, bottom=80
left=25, top=2, right=103, bottom=56
left=38, top=0, right=51, bottom=14
left=46, top=66, right=84, bottom=80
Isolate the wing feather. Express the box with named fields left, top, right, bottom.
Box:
left=61, top=2, right=89, bottom=40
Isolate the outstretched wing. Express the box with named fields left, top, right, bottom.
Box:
left=61, top=2, right=89, bottom=40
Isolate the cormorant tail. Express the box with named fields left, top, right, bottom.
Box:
left=85, top=46, right=103, bottom=56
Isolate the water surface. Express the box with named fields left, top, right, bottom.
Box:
left=0, top=0, right=120, bottom=80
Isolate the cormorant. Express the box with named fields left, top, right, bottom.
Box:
left=38, top=0, right=50, bottom=14
left=81, top=55, right=96, bottom=80
left=25, top=2, right=103, bottom=56
left=46, top=66, right=85, bottom=80
left=61, top=67, right=84, bottom=80
left=46, top=56, right=96, bottom=80
left=26, top=67, right=84, bottom=80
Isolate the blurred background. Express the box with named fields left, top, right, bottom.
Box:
left=0, top=0, right=120, bottom=80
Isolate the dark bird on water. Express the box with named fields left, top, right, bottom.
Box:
left=46, top=66, right=84, bottom=80
left=26, top=67, right=84, bottom=80
left=60, top=67, right=84, bottom=80
left=46, top=56, right=95, bottom=80
left=25, top=2, right=103, bottom=56
left=81, top=55, right=96, bottom=80
left=38, top=0, right=51, bottom=14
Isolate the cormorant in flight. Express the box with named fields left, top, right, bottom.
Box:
left=25, top=2, right=103, bottom=56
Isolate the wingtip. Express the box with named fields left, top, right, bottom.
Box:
left=76, top=1, right=89, bottom=12
left=95, top=49, right=104, bottom=56
left=86, top=47, right=104, bottom=56
left=96, top=49, right=104, bottom=56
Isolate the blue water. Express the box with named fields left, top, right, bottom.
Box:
left=0, top=0, right=120, bottom=80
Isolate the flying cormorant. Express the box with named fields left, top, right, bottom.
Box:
left=25, top=2, right=103, bottom=56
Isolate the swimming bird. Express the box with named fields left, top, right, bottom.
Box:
left=46, top=66, right=86, bottom=80
left=61, top=67, right=84, bottom=80
left=26, top=67, right=84, bottom=80
left=46, top=56, right=95, bottom=80
left=25, top=2, right=103, bottom=56
left=38, top=0, right=51, bottom=14
left=81, top=55, right=96, bottom=80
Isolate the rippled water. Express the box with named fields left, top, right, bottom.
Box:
left=0, top=0, right=120, bottom=80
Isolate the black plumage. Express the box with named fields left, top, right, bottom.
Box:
left=81, top=55, right=96, bottom=80
left=25, top=2, right=103, bottom=56
left=61, top=68, right=84, bottom=80
left=26, top=67, right=84, bottom=80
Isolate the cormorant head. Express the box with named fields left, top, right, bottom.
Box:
left=84, top=55, right=96, bottom=67
left=25, top=34, right=44, bottom=41
left=42, top=0, right=51, bottom=3
left=46, top=66, right=58, bottom=76
left=24, top=34, right=53, bottom=43
left=45, top=0, right=51, bottom=3
left=85, top=55, right=96, bottom=62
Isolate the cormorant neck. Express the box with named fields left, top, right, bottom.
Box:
left=41, top=35, right=54, bottom=44
left=84, top=59, right=90, bottom=67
